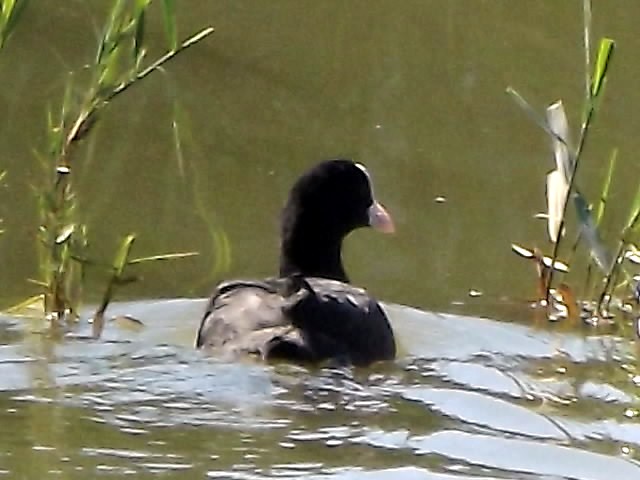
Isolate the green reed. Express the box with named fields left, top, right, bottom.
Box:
left=91, top=235, right=197, bottom=339
left=0, top=0, right=27, bottom=49
left=33, top=0, right=211, bottom=330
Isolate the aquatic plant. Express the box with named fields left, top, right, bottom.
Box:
left=31, top=0, right=210, bottom=334
left=507, top=0, right=640, bottom=326
left=0, top=0, right=27, bottom=50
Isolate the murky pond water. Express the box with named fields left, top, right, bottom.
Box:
left=2, top=1, right=640, bottom=478
left=2, top=301, right=640, bottom=478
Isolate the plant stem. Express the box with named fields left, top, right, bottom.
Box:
left=105, top=27, right=214, bottom=105
left=583, top=0, right=592, bottom=100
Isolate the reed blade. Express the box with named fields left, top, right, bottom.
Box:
left=0, top=0, right=28, bottom=50
left=506, top=87, right=553, bottom=137
left=591, top=38, right=615, bottom=99
left=626, top=182, right=640, bottom=233
left=161, top=0, right=177, bottom=51
left=594, top=148, right=617, bottom=225
left=574, top=192, right=613, bottom=271
left=129, top=251, right=198, bottom=264
left=113, top=234, right=136, bottom=276
left=133, top=0, right=151, bottom=63
left=583, top=0, right=592, bottom=99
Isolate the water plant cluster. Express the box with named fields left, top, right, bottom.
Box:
left=509, top=0, right=640, bottom=334
left=1, top=0, right=210, bottom=337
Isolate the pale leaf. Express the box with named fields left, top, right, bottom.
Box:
left=546, top=169, right=569, bottom=243
left=546, top=101, right=573, bottom=182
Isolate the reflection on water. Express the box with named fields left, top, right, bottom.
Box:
left=1, top=300, right=639, bottom=479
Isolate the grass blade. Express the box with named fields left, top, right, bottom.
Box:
left=0, top=0, right=28, bottom=50
left=591, top=38, right=615, bottom=98
left=113, top=234, right=136, bottom=275
left=161, top=0, right=177, bottom=51
left=627, top=182, right=640, bottom=233
left=102, top=26, right=214, bottom=104
left=594, top=148, right=617, bottom=225
left=583, top=0, right=592, bottom=99
left=3, top=0, right=27, bottom=34
left=96, top=0, right=127, bottom=64
left=507, top=88, right=577, bottom=169
left=133, top=2, right=147, bottom=63
left=506, top=87, right=553, bottom=137
left=93, top=234, right=136, bottom=339
left=574, top=192, right=612, bottom=271
left=128, top=251, right=198, bottom=264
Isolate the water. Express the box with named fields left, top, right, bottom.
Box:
left=1, top=301, right=640, bottom=478
left=2, top=1, right=640, bottom=478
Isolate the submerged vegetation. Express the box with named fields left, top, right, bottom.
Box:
left=2, top=0, right=210, bottom=337
left=508, top=0, right=640, bottom=334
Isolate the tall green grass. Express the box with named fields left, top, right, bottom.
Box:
left=7, top=1, right=212, bottom=335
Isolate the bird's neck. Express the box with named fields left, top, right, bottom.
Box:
left=279, top=219, right=349, bottom=282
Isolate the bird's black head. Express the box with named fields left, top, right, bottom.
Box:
left=280, top=159, right=394, bottom=282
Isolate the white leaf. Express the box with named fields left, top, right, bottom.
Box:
left=546, top=101, right=573, bottom=183
left=540, top=256, right=570, bottom=273
left=511, top=243, right=534, bottom=259
left=546, top=170, right=569, bottom=243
